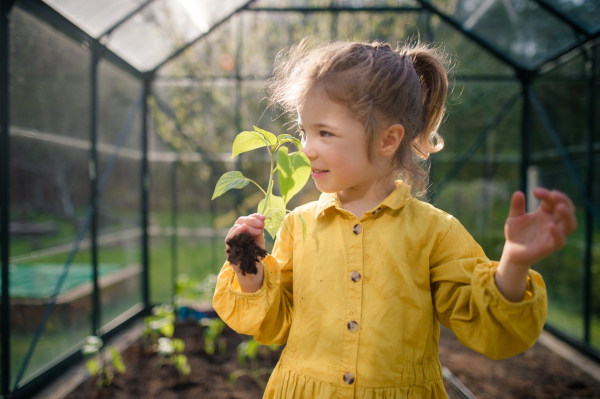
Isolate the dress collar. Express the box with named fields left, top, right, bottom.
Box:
left=314, top=180, right=412, bottom=219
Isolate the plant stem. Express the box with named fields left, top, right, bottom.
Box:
left=260, top=148, right=276, bottom=215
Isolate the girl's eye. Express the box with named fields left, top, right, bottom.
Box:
left=298, top=129, right=306, bottom=142
left=320, top=131, right=332, bottom=137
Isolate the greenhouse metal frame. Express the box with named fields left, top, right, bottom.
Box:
left=0, top=0, right=598, bottom=397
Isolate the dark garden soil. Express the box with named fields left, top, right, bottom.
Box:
left=66, top=321, right=600, bottom=399
left=65, top=320, right=282, bottom=399
left=438, top=326, right=600, bottom=399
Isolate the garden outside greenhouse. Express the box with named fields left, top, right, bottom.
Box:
left=0, top=0, right=599, bottom=397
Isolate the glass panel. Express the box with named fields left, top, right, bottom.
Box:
left=431, top=81, right=521, bottom=261
left=249, top=0, right=333, bottom=7
left=589, top=43, right=600, bottom=349
left=336, top=0, right=418, bottom=6
left=97, top=60, right=143, bottom=328
left=431, top=15, right=515, bottom=76
left=43, top=0, right=148, bottom=38
left=106, top=0, right=203, bottom=71
left=149, top=160, right=174, bottom=305
left=9, top=6, right=93, bottom=386
left=531, top=52, right=588, bottom=341
left=428, top=0, right=578, bottom=67
left=156, top=17, right=237, bottom=79
left=240, top=11, right=335, bottom=78
left=543, top=0, right=600, bottom=35
left=336, top=10, right=425, bottom=42
left=106, top=0, right=250, bottom=71
left=9, top=7, right=90, bottom=140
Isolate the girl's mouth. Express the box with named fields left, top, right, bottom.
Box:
left=312, top=169, right=329, bottom=178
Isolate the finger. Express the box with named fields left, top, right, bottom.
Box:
left=556, top=203, right=578, bottom=235
left=249, top=213, right=267, bottom=220
left=550, top=190, right=576, bottom=213
left=236, top=216, right=265, bottom=229
left=533, top=188, right=554, bottom=213
left=508, top=191, right=526, bottom=218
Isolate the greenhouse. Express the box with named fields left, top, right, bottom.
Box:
left=0, top=0, right=599, bottom=397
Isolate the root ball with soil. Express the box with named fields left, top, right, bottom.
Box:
left=225, top=232, right=267, bottom=276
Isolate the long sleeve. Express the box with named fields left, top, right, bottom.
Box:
left=212, top=215, right=295, bottom=346
left=430, top=218, right=548, bottom=360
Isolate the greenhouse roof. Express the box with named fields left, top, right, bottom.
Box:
left=18, top=0, right=600, bottom=75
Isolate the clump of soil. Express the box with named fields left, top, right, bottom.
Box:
left=225, top=232, right=266, bottom=276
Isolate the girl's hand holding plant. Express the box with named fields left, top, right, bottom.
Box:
left=225, top=213, right=267, bottom=293
left=495, top=188, right=578, bottom=302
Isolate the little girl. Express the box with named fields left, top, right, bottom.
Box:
left=213, top=39, right=577, bottom=399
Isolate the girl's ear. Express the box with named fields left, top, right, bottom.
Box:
left=379, top=124, right=404, bottom=157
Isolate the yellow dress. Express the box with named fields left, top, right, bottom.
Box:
left=213, top=181, right=547, bottom=399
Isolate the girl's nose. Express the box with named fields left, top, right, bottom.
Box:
left=301, top=137, right=317, bottom=160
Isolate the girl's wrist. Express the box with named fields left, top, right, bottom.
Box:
left=494, top=256, right=531, bottom=302
left=234, top=262, right=264, bottom=293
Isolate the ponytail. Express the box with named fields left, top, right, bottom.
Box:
left=406, top=45, right=447, bottom=161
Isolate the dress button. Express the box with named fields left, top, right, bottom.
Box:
left=347, top=320, right=359, bottom=333
left=352, top=224, right=362, bottom=235
left=343, top=372, right=355, bottom=384
left=350, top=271, right=361, bottom=282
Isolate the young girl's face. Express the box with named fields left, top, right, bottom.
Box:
left=298, top=86, right=382, bottom=196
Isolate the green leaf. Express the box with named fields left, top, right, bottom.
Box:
left=173, top=338, right=185, bottom=353
left=257, top=195, right=285, bottom=239
left=231, top=131, right=270, bottom=158
left=86, top=359, right=98, bottom=376
left=297, top=213, right=306, bottom=242
left=277, top=147, right=311, bottom=205
left=212, top=171, right=250, bottom=200
left=160, top=323, right=174, bottom=338
left=109, top=347, right=126, bottom=374
left=253, top=126, right=277, bottom=149
left=277, top=135, right=302, bottom=151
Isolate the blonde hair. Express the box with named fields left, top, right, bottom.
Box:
left=267, top=37, right=449, bottom=198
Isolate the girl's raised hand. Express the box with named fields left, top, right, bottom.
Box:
left=502, top=188, right=577, bottom=268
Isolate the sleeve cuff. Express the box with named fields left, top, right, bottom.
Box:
left=481, top=262, right=545, bottom=309
left=226, top=254, right=280, bottom=298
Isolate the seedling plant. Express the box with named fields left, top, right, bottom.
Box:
left=212, top=126, right=311, bottom=243
left=142, top=304, right=175, bottom=353
left=229, top=337, right=279, bottom=390
left=200, top=317, right=226, bottom=355
left=156, top=337, right=191, bottom=383
left=82, top=336, right=126, bottom=387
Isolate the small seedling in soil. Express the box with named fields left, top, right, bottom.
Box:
left=82, top=336, right=126, bottom=387
left=200, top=317, right=227, bottom=355
left=229, top=338, right=280, bottom=390
left=212, top=126, right=311, bottom=275
left=156, top=337, right=191, bottom=383
left=142, top=304, right=175, bottom=353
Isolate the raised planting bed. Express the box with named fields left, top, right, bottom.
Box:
left=64, top=321, right=600, bottom=399
left=5, top=264, right=141, bottom=331
left=65, top=320, right=283, bottom=399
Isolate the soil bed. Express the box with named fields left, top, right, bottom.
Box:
left=439, top=326, right=600, bottom=399
left=66, top=322, right=600, bottom=398
left=65, top=320, right=282, bottom=399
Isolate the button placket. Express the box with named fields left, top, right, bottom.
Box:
left=339, top=217, right=363, bottom=397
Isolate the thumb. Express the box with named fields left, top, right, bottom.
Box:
left=508, top=191, right=526, bottom=218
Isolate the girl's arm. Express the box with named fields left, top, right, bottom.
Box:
left=495, top=188, right=577, bottom=302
